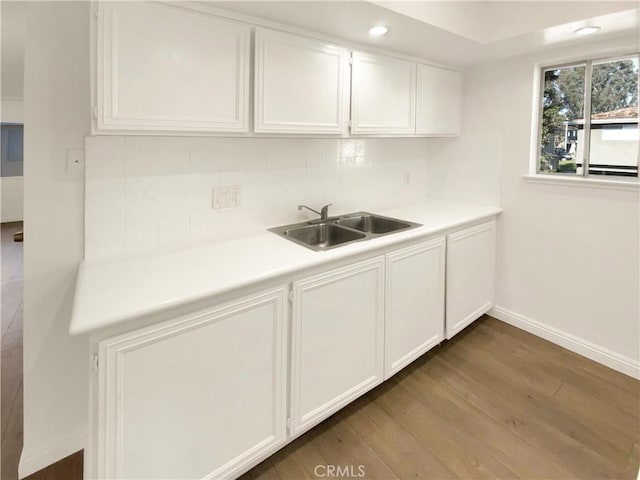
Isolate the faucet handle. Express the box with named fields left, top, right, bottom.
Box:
left=320, top=203, right=333, bottom=219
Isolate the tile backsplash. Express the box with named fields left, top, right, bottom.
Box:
left=85, top=136, right=431, bottom=259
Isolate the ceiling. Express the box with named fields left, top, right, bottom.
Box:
left=211, top=1, right=639, bottom=67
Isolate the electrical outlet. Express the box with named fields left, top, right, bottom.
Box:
left=212, top=185, right=241, bottom=209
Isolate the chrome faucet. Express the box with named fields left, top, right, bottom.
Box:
left=298, top=203, right=333, bottom=220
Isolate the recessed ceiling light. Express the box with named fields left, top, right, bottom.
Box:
left=369, top=25, right=389, bottom=36
left=574, top=26, right=601, bottom=36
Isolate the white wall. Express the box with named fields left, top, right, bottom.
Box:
left=21, top=2, right=89, bottom=476
left=1, top=98, right=24, bottom=222
left=2, top=176, right=23, bottom=222
left=1, top=98, right=23, bottom=123
left=431, top=35, right=639, bottom=375
left=85, top=136, right=431, bottom=259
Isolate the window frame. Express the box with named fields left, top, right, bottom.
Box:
left=529, top=51, right=640, bottom=189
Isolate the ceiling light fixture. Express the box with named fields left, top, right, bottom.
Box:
left=369, top=25, right=389, bottom=36
left=574, top=26, right=601, bottom=36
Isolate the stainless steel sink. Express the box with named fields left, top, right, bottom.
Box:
left=284, top=223, right=366, bottom=250
left=269, top=212, right=422, bottom=251
left=335, top=214, right=411, bottom=234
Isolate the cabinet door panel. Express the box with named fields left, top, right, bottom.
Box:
left=351, top=52, right=416, bottom=134
left=97, top=287, right=287, bottom=479
left=385, top=238, right=446, bottom=378
left=97, top=2, right=250, bottom=132
left=446, top=221, right=497, bottom=338
left=255, top=28, right=348, bottom=133
left=416, top=64, right=462, bottom=136
left=291, top=257, right=385, bottom=434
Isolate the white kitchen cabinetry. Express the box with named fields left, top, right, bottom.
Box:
left=95, top=2, right=250, bottom=133
left=290, top=257, right=385, bottom=434
left=385, top=237, right=446, bottom=378
left=446, top=220, right=497, bottom=338
left=254, top=28, right=349, bottom=134
left=350, top=52, right=416, bottom=135
left=95, top=287, right=288, bottom=479
left=416, top=64, right=462, bottom=136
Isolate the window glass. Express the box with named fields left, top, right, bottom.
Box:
left=0, top=124, right=24, bottom=177
left=587, top=57, right=638, bottom=177
left=538, top=55, right=640, bottom=179
left=539, top=65, right=585, bottom=175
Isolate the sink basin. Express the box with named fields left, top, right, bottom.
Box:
left=284, top=223, right=365, bottom=250
left=336, top=214, right=411, bottom=234
left=269, top=211, right=422, bottom=251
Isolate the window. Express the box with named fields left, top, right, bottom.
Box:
left=538, top=54, right=639, bottom=179
left=0, top=123, right=24, bottom=178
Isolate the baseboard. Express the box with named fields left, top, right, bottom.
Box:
left=19, top=433, right=86, bottom=478
left=489, top=305, right=640, bottom=380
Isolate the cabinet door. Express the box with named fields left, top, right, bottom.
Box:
left=416, top=64, right=462, bottom=136
left=96, top=2, right=250, bottom=133
left=255, top=28, right=349, bottom=134
left=350, top=52, right=416, bottom=134
left=446, top=220, right=497, bottom=338
left=96, top=287, right=287, bottom=479
left=291, top=257, right=385, bottom=434
left=385, top=238, right=445, bottom=378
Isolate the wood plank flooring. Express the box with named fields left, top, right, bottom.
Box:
left=242, top=316, right=640, bottom=480
left=2, top=212, right=638, bottom=479
left=2, top=222, right=24, bottom=480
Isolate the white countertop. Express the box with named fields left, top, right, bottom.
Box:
left=70, top=200, right=502, bottom=335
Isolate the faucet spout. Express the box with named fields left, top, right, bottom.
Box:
left=298, top=205, right=321, bottom=217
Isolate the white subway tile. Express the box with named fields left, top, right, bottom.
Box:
left=124, top=137, right=159, bottom=177
left=85, top=136, right=124, bottom=179
left=85, top=135, right=431, bottom=258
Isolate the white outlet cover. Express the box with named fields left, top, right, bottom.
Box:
left=212, top=185, right=241, bottom=209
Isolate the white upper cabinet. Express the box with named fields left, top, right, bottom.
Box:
left=254, top=28, right=349, bottom=134
left=350, top=52, right=417, bottom=135
left=416, top=64, right=462, bottom=136
left=95, top=2, right=250, bottom=133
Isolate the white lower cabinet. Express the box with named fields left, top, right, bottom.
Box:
left=385, top=237, right=446, bottom=378
left=290, top=257, right=385, bottom=435
left=90, top=218, right=500, bottom=479
left=446, top=220, right=497, bottom=338
left=95, top=287, right=288, bottom=480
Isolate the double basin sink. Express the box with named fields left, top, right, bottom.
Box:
left=269, top=212, right=422, bottom=251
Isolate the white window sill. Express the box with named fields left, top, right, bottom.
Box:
left=522, top=174, right=640, bottom=192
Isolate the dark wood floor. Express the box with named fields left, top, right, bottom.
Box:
left=3, top=216, right=638, bottom=478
